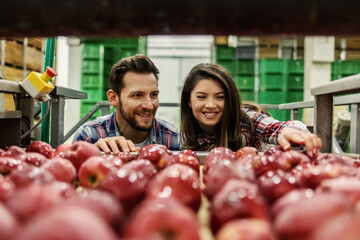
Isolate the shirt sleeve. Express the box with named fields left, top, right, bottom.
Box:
left=72, top=125, right=92, bottom=143
left=246, top=110, right=309, bottom=145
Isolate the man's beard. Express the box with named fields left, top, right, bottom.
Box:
left=118, top=103, right=154, bottom=131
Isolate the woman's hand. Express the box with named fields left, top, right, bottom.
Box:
left=278, top=127, right=322, bottom=157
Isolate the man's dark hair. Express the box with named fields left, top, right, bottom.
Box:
left=109, top=54, right=159, bottom=94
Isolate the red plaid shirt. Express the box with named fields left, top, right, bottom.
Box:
left=197, top=110, right=308, bottom=152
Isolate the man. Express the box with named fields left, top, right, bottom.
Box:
left=73, top=54, right=180, bottom=153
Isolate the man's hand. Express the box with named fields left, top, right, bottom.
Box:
left=94, top=136, right=139, bottom=154
left=278, top=127, right=322, bottom=158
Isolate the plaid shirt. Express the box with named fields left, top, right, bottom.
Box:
left=197, top=110, right=309, bottom=152
left=73, top=112, right=181, bottom=150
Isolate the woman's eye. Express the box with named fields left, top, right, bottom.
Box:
left=217, top=96, right=225, bottom=99
left=197, top=96, right=206, bottom=99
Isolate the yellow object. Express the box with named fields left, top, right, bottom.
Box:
left=21, top=66, right=57, bottom=102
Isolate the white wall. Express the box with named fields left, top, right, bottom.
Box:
left=148, top=35, right=213, bottom=128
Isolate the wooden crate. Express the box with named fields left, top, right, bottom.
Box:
left=0, top=38, right=43, bottom=73
left=258, top=37, right=279, bottom=48
left=259, top=46, right=279, bottom=59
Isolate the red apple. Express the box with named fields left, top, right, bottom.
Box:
left=0, top=202, right=20, bottom=240
left=5, top=145, right=26, bottom=158
left=0, top=156, right=22, bottom=175
left=102, top=154, right=124, bottom=168
left=314, top=152, right=357, bottom=167
left=277, top=150, right=311, bottom=171
left=41, top=157, right=76, bottom=184
left=247, top=154, right=281, bottom=178
left=146, top=164, right=201, bottom=211
left=309, top=213, right=360, bottom=240
left=18, top=152, right=48, bottom=167
left=63, top=188, right=124, bottom=228
left=0, top=148, right=5, bottom=157
left=295, top=163, right=349, bottom=189
left=271, top=188, right=314, bottom=217
left=8, top=164, right=55, bottom=188
left=124, top=197, right=200, bottom=240
left=6, top=181, right=75, bottom=221
left=215, top=218, right=276, bottom=240
left=210, top=179, right=270, bottom=233
left=178, top=149, right=200, bottom=160
left=0, top=175, right=15, bottom=202
left=316, top=176, right=360, bottom=206
left=16, top=205, right=117, bottom=240
left=63, top=141, right=102, bottom=171
left=52, top=143, right=71, bottom=158
left=172, top=152, right=200, bottom=174
left=122, top=159, right=157, bottom=181
left=203, top=147, right=236, bottom=175
left=203, top=159, right=255, bottom=200
left=116, top=151, right=136, bottom=163
left=263, top=145, right=284, bottom=157
left=137, top=144, right=173, bottom=170
left=97, top=167, right=148, bottom=211
left=274, top=192, right=349, bottom=240
left=235, top=146, right=258, bottom=160
left=26, top=141, right=54, bottom=159
left=258, top=169, right=299, bottom=203
left=78, top=156, right=116, bottom=188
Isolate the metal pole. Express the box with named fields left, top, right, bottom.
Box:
left=40, top=38, right=55, bottom=143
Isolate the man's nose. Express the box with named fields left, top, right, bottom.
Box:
left=141, top=96, right=154, bottom=109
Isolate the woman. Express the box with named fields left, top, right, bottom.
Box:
left=180, top=63, right=321, bottom=157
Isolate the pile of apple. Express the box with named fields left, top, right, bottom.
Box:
left=204, top=146, right=360, bottom=240
left=0, top=141, right=202, bottom=240
left=1, top=140, right=360, bottom=240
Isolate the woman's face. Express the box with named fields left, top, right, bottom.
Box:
left=189, top=78, right=225, bottom=135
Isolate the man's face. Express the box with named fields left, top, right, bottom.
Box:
left=117, top=72, right=159, bottom=131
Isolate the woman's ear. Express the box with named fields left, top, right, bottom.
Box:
left=107, top=89, right=119, bottom=107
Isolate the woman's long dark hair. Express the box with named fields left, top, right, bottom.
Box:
left=180, top=63, right=255, bottom=150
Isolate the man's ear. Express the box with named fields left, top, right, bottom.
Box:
left=107, top=89, right=119, bottom=107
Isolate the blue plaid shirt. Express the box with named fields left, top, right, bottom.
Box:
left=73, top=112, right=181, bottom=150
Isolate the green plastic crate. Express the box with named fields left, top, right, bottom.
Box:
left=288, top=74, right=304, bottom=90
left=332, top=60, right=360, bottom=75
left=81, top=74, right=107, bottom=88
left=81, top=88, right=107, bottom=101
left=288, top=90, right=303, bottom=102
left=239, top=90, right=254, bottom=101
left=331, top=73, right=354, bottom=81
left=259, top=59, right=288, bottom=74
left=258, top=90, right=288, bottom=104
left=82, top=59, right=101, bottom=74
left=259, top=73, right=288, bottom=91
left=216, top=46, right=235, bottom=60
left=235, top=75, right=255, bottom=90
left=218, top=60, right=236, bottom=75
left=288, top=60, right=304, bottom=74
left=236, top=60, right=255, bottom=75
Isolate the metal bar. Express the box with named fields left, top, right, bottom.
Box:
left=314, top=94, right=333, bottom=153
left=23, top=38, right=28, bottom=79
left=0, top=80, right=23, bottom=93
left=1, top=40, right=5, bottom=78
left=0, top=0, right=360, bottom=37
left=50, top=96, right=65, bottom=148
left=41, top=38, right=56, bottom=143
left=290, top=109, right=299, bottom=120
left=350, top=103, right=360, bottom=153
left=311, top=74, right=360, bottom=96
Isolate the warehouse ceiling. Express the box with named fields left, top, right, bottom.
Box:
left=0, top=0, right=359, bottom=37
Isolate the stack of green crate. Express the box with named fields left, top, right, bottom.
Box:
left=236, top=60, right=255, bottom=101
left=258, top=59, right=289, bottom=120
left=287, top=59, right=304, bottom=120
left=215, top=45, right=255, bottom=101
left=81, top=44, right=114, bottom=120
left=331, top=60, right=360, bottom=81
left=80, top=38, right=143, bottom=120
left=216, top=45, right=236, bottom=75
